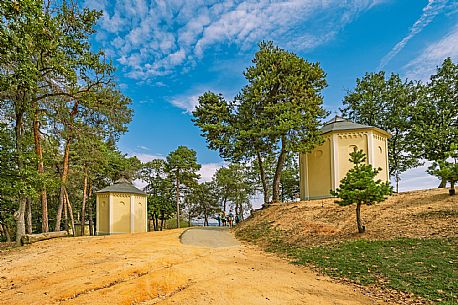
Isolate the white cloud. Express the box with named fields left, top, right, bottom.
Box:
left=392, top=161, right=440, bottom=192
left=404, top=23, right=458, bottom=80
left=198, top=162, right=225, bottom=183
left=169, top=94, right=200, bottom=113
left=130, top=153, right=165, bottom=163
left=168, top=85, right=237, bottom=112
left=87, top=0, right=385, bottom=82
left=133, top=178, right=147, bottom=190
left=137, top=145, right=150, bottom=151
left=378, top=0, right=449, bottom=70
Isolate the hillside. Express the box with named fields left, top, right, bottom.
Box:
left=236, top=188, right=458, bottom=248
left=235, top=189, right=458, bottom=305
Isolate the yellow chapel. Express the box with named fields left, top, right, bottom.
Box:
left=299, top=116, right=390, bottom=200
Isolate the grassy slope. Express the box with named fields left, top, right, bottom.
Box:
left=235, top=189, right=458, bottom=304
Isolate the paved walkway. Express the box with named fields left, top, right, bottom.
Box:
left=180, top=227, right=240, bottom=248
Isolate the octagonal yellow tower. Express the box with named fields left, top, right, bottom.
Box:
left=95, top=178, right=147, bottom=235
left=299, top=116, right=390, bottom=200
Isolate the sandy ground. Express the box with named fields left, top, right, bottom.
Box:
left=0, top=228, right=377, bottom=305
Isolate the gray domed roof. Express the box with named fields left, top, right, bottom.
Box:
left=95, top=178, right=146, bottom=195
left=321, top=116, right=390, bottom=137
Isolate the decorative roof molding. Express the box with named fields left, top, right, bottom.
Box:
left=96, top=179, right=146, bottom=195
left=321, top=116, right=390, bottom=137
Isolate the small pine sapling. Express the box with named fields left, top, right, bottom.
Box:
left=331, top=149, right=392, bottom=233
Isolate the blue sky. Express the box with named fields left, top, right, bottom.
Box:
left=85, top=0, right=458, bottom=191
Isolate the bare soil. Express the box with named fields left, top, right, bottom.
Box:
left=0, top=228, right=377, bottom=305
left=237, top=188, right=458, bottom=248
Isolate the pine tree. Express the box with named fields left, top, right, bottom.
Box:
left=331, top=150, right=392, bottom=233
left=166, top=146, right=201, bottom=228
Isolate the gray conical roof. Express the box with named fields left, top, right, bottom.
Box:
left=321, top=116, right=390, bottom=136
left=96, top=178, right=146, bottom=195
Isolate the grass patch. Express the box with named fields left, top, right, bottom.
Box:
left=293, top=238, right=457, bottom=304
left=236, top=223, right=458, bottom=304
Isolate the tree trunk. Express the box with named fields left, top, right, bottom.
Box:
left=152, top=214, right=157, bottom=231
left=55, top=101, right=78, bottom=231
left=55, top=139, right=71, bottom=231
left=272, top=136, right=287, bottom=203
left=160, top=218, right=164, bottom=231
left=14, top=108, right=26, bottom=246
left=26, top=197, right=33, bottom=234
left=439, top=178, right=447, bottom=188
left=356, top=203, right=365, bottom=233
left=175, top=173, right=180, bottom=228
left=222, top=197, right=227, bottom=213
left=33, top=107, right=48, bottom=233
left=450, top=181, right=456, bottom=196
left=80, top=170, right=88, bottom=236
left=15, top=198, right=27, bottom=246
left=64, top=188, right=76, bottom=236
left=63, top=194, right=68, bottom=233
left=21, top=231, right=68, bottom=245
left=256, top=151, right=269, bottom=205
left=88, top=181, right=94, bottom=236
left=2, top=224, right=11, bottom=242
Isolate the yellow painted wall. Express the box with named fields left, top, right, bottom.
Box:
left=112, top=193, right=131, bottom=233
left=134, top=195, right=147, bottom=233
left=96, top=194, right=109, bottom=234
left=336, top=132, right=368, bottom=183
left=307, top=137, right=332, bottom=198
left=373, top=131, right=389, bottom=181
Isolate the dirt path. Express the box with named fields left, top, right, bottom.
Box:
left=0, top=228, right=376, bottom=305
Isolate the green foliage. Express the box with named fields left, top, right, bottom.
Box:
left=241, top=41, right=327, bottom=153
left=427, top=144, right=458, bottom=195
left=280, top=154, right=299, bottom=202
left=166, top=146, right=201, bottom=186
left=185, top=182, right=220, bottom=226
left=166, top=146, right=201, bottom=227
left=213, top=163, right=255, bottom=218
left=192, top=92, right=234, bottom=159
left=341, top=71, right=420, bottom=190
left=411, top=58, right=458, bottom=189
left=140, top=159, right=175, bottom=230
left=331, top=150, right=392, bottom=207
left=0, top=0, right=133, bottom=241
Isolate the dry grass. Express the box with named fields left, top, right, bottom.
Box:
left=237, top=188, right=458, bottom=248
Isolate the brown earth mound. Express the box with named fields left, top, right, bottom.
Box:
left=236, top=188, right=458, bottom=247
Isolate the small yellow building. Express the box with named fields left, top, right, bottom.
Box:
left=95, top=178, right=147, bottom=235
left=299, top=116, right=390, bottom=200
